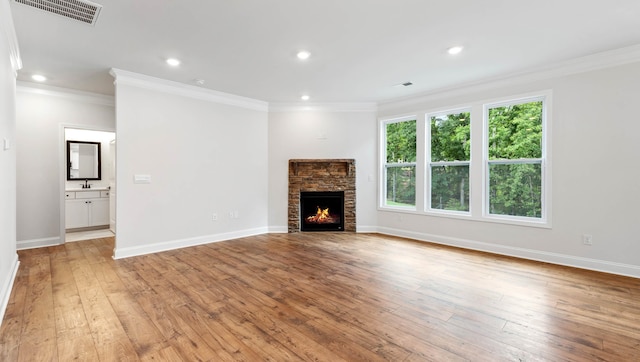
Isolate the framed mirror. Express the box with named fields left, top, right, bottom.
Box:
left=67, top=140, right=101, bottom=180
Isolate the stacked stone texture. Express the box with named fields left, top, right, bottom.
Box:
left=288, top=159, right=356, bottom=232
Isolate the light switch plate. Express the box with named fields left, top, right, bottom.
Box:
left=134, top=174, right=151, bottom=184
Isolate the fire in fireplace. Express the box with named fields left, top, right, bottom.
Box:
left=300, top=191, right=345, bottom=231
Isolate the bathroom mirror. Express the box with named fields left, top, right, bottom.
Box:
left=67, top=140, right=101, bottom=180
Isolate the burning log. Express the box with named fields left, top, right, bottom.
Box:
left=306, top=206, right=338, bottom=224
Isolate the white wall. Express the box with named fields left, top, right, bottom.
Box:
left=377, top=61, right=640, bottom=277
left=0, top=0, right=20, bottom=322
left=112, top=71, right=269, bottom=258
left=15, top=87, right=115, bottom=248
left=268, top=108, right=378, bottom=232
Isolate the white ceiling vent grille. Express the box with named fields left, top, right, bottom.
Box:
left=13, top=0, right=102, bottom=25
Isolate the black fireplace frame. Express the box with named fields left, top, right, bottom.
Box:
left=300, top=191, right=345, bottom=232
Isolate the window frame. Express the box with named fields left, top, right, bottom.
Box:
left=380, top=116, right=418, bottom=210
left=482, top=94, right=550, bottom=225
left=426, top=108, right=472, bottom=215
left=378, top=91, right=551, bottom=228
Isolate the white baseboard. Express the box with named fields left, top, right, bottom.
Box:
left=17, top=236, right=61, bottom=250
left=0, top=254, right=20, bottom=323
left=356, top=225, right=378, bottom=233
left=268, top=226, right=288, bottom=233
left=377, top=226, right=640, bottom=279
left=107, top=224, right=640, bottom=278
left=113, top=227, right=269, bottom=259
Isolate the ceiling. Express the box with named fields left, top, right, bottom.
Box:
left=9, top=0, right=640, bottom=103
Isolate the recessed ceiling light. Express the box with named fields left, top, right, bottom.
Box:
left=297, top=51, right=311, bottom=60
left=301, top=95, right=310, bottom=101
left=31, top=74, right=46, bottom=82
left=447, top=46, right=463, bottom=55
left=166, top=58, right=181, bottom=66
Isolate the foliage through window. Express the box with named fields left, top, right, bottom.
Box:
left=429, top=110, right=470, bottom=212
left=380, top=92, right=549, bottom=226
left=384, top=119, right=416, bottom=208
left=486, top=99, right=544, bottom=218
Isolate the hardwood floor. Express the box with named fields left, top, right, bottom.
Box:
left=1, top=233, right=639, bottom=361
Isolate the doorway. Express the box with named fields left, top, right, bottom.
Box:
left=62, top=127, right=116, bottom=242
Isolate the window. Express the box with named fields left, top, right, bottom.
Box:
left=428, top=110, right=471, bottom=212
left=485, top=97, right=545, bottom=219
left=383, top=118, right=416, bottom=208
left=380, top=91, right=550, bottom=226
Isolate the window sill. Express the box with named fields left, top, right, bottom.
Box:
left=379, top=207, right=551, bottom=229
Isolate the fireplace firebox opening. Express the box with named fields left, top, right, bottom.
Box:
left=300, top=191, right=345, bottom=231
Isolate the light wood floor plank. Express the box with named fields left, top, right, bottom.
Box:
left=2, top=233, right=640, bottom=360
left=50, top=248, right=100, bottom=361
left=17, top=254, right=57, bottom=362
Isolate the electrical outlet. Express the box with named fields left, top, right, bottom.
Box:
left=582, top=234, right=593, bottom=246
left=212, top=213, right=218, bottom=221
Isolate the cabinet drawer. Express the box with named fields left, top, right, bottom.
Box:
left=65, top=192, right=75, bottom=199
left=75, top=191, right=101, bottom=199
left=100, top=191, right=110, bottom=198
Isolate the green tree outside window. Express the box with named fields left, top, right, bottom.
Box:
left=385, top=120, right=416, bottom=207
left=430, top=111, right=470, bottom=212
left=487, top=101, right=543, bottom=218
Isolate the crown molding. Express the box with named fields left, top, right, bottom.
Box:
left=269, top=102, right=378, bottom=113
left=530, top=43, right=640, bottom=78
left=380, top=44, right=640, bottom=112
left=17, top=82, right=115, bottom=106
left=109, top=68, right=268, bottom=112
left=0, top=0, right=22, bottom=74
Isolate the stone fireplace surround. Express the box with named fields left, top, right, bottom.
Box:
left=288, top=159, right=356, bottom=233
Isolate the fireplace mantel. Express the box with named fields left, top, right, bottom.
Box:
left=288, top=159, right=356, bottom=232
left=289, top=159, right=353, bottom=177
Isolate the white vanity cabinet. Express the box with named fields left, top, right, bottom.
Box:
left=65, top=189, right=110, bottom=229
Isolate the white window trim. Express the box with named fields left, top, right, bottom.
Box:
left=425, top=108, right=472, bottom=215
left=380, top=116, right=418, bottom=210
left=482, top=92, right=551, bottom=227
left=378, top=90, right=552, bottom=229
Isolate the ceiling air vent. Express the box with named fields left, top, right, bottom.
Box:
left=13, top=0, right=102, bottom=26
